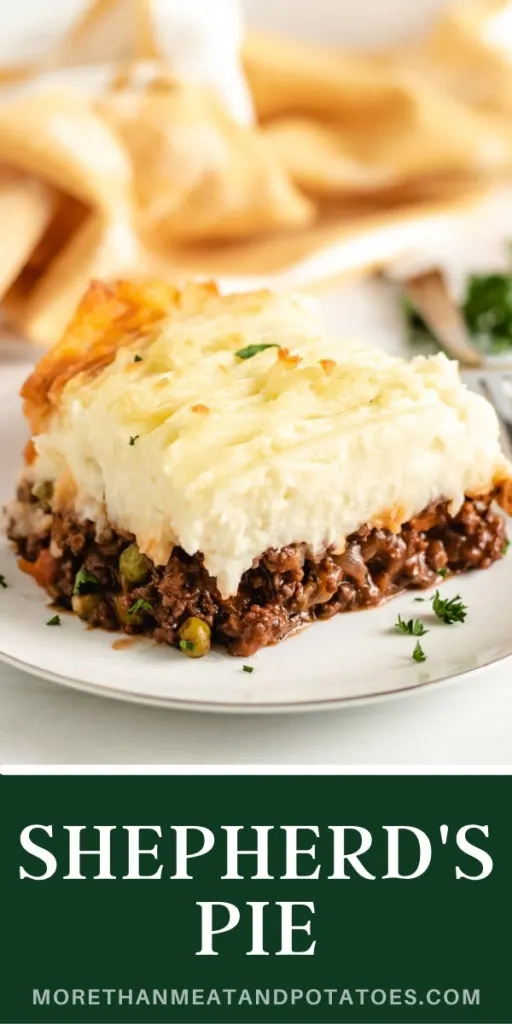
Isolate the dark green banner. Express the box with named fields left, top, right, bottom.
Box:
left=0, top=774, right=510, bottom=1024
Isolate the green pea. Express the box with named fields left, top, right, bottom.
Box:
left=119, top=543, right=151, bottom=585
left=178, top=617, right=211, bottom=658
left=72, top=594, right=100, bottom=620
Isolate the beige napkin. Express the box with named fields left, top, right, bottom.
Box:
left=1, top=0, right=512, bottom=345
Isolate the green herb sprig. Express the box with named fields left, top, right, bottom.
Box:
left=235, top=343, right=280, bottom=360
left=395, top=615, right=428, bottom=637
left=73, top=568, right=101, bottom=595
left=431, top=591, right=468, bottom=625
left=412, top=641, right=427, bottom=663
left=397, top=585, right=468, bottom=664
left=404, top=269, right=512, bottom=355
left=128, top=598, right=153, bottom=616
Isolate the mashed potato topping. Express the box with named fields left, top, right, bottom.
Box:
left=31, top=288, right=511, bottom=596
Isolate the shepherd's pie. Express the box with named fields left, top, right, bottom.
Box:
left=6, top=279, right=512, bottom=656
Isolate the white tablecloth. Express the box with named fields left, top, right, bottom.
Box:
left=2, top=278, right=511, bottom=765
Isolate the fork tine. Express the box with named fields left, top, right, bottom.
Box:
left=463, top=370, right=512, bottom=462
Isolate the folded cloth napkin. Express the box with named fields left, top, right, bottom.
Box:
left=0, top=0, right=253, bottom=122
left=1, top=0, right=512, bottom=346
left=245, top=2, right=512, bottom=196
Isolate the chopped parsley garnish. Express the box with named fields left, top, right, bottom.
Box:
left=134, top=354, right=143, bottom=362
left=128, top=598, right=153, bottom=616
left=414, top=597, right=425, bottom=602
left=242, top=665, right=254, bottom=673
left=235, top=343, right=280, bottom=360
left=0, top=574, right=7, bottom=588
left=179, top=639, right=194, bottom=652
left=73, top=567, right=101, bottom=595
left=502, top=538, right=510, bottom=556
left=46, top=614, right=61, bottom=626
left=438, top=567, right=448, bottom=578
left=129, top=435, right=139, bottom=446
left=412, top=641, right=427, bottom=663
left=431, top=590, right=468, bottom=625
left=395, top=615, right=428, bottom=637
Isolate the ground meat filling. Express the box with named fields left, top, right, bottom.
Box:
left=6, top=484, right=507, bottom=656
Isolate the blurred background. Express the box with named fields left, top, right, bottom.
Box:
left=245, top=0, right=448, bottom=46
left=1, top=0, right=512, bottom=357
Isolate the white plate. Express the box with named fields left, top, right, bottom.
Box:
left=0, top=383, right=511, bottom=713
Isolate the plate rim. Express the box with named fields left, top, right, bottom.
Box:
left=0, top=644, right=509, bottom=715
left=2, top=339, right=512, bottom=716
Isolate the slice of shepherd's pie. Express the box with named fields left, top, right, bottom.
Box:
left=6, top=279, right=512, bottom=657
